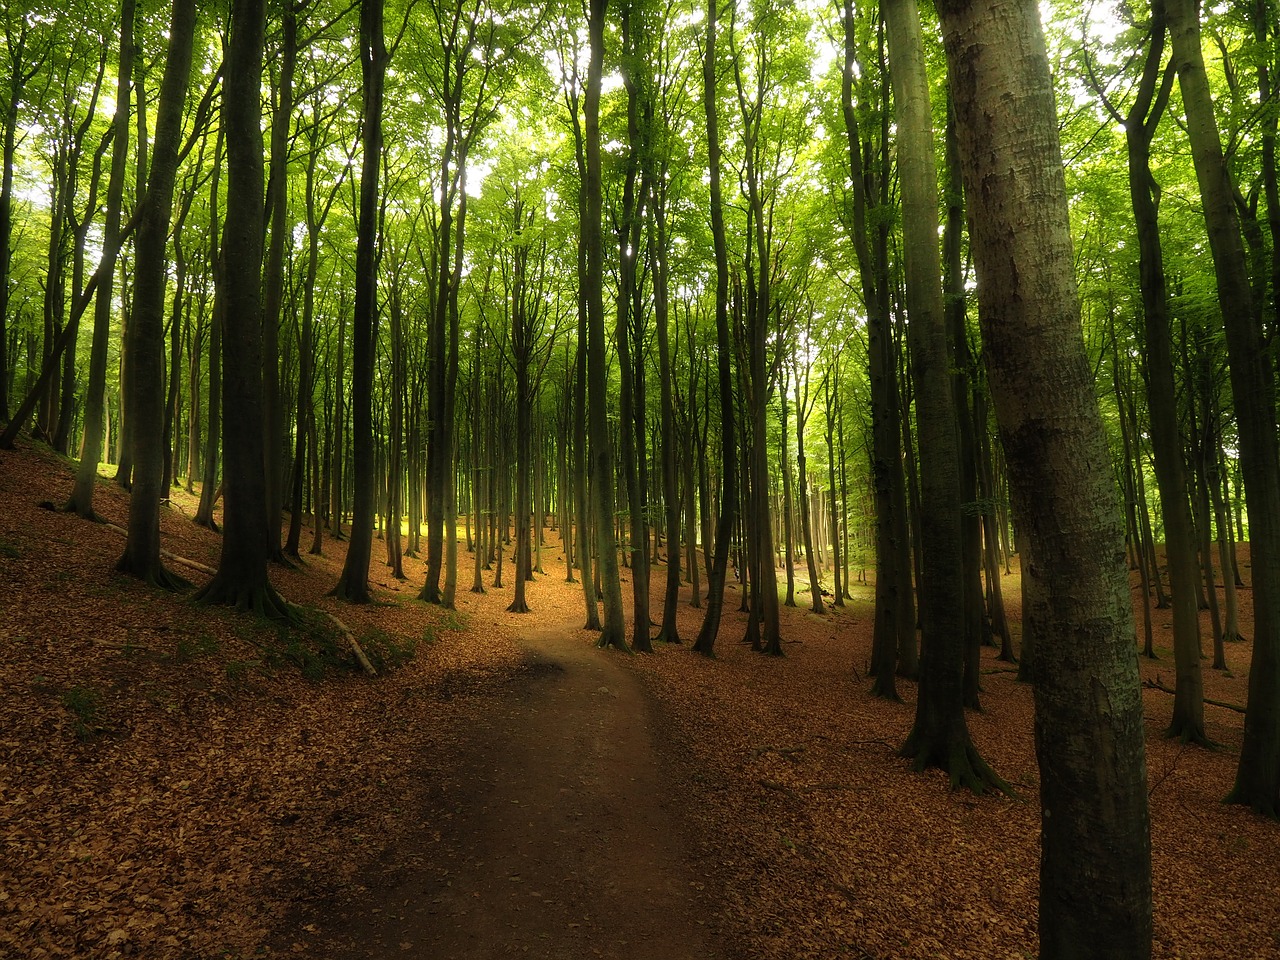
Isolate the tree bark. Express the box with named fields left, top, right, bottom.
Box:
left=584, top=0, right=626, bottom=650
left=117, top=0, right=196, bottom=591
left=887, top=0, right=995, bottom=789
left=1166, top=0, right=1280, bottom=814
left=66, top=0, right=134, bottom=519
left=332, top=0, right=386, bottom=604
left=692, top=0, right=736, bottom=658
left=937, top=0, right=1152, bottom=953
left=1113, top=12, right=1205, bottom=740
left=195, top=0, right=289, bottom=618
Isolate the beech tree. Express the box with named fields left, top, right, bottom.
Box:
left=116, top=0, right=196, bottom=590
left=64, top=0, right=133, bottom=520
left=584, top=0, right=627, bottom=650
left=886, top=0, right=999, bottom=792
left=332, top=0, right=387, bottom=604
left=195, top=0, right=290, bottom=617
left=692, top=0, right=736, bottom=658
left=1165, top=0, right=1280, bottom=816
left=936, top=0, right=1152, bottom=954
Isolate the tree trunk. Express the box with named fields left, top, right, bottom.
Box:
left=692, top=0, right=735, bottom=658
left=1117, top=14, right=1205, bottom=740
left=937, top=0, right=1152, bottom=952
left=194, top=128, right=224, bottom=532
left=262, top=2, right=298, bottom=562
left=780, top=367, right=797, bottom=608
left=195, top=0, right=289, bottom=618
left=1166, top=0, right=1280, bottom=814
left=843, top=0, right=912, bottom=693
left=824, top=368, right=844, bottom=609
left=66, top=0, right=134, bottom=519
left=652, top=178, right=682, bottom=644
left=584, top=0, right=626, bottom=649
left=332, top=0, right=386, bottom=604
left=117, top=0, right=196, bottom=592
left=795, top=368, right=824, bottom=615
left=888, top=0, right=995, bottom=788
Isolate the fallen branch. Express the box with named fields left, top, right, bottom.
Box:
left=759, top=777, right=851, bottom=796
left=750, top=745, right=806, bottom=759
left=322, top=612, right=377, bottom=677
left=101, top=521, right=217, bottom=576
left=1143, top=678, right=1246, bottom=714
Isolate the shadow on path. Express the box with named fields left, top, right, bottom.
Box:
left=305, top=621, right=720, bottom=960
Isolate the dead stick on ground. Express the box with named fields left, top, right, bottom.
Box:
left=1143, top=678, right=1246, bottom=714
left=102, top=522, right=217, bottom=576
left=323, top=612, right=378, bottom=677
left=101, top=522, right=376, bottom=675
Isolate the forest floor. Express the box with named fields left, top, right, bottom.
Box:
left=1, top=438, right=1278, bottom=960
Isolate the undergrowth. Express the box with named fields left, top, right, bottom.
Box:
left=61, top=685, right=105, bottom=741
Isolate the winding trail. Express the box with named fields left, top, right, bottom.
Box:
left=319, top=621, right=721, bottom=959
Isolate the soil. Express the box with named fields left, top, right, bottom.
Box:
left=292, top=622, right=721, bottom=960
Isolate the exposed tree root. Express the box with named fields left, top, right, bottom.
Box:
left=653, top=624, right=682, bottom=645
left=1164, top=721, right=1218, bottom=749
left=900, top=730, right=1015, bottom=797
left=196, top=577, right=296, bottom=622
left=270, top=549, right=298, bottom=571
left=330, top=571, right=371, bottom=604
left=596, top=629, right=631, bottom=653
left=869, top=671, right=901, bottom=702
left=44, top=498, right=103, bottom=523
left=100, top=521, right=213, bottom=580
left=1223, top=784, right=1280, bottom=819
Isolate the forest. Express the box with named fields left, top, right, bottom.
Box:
left=2, top=0, right=1279, bottom=957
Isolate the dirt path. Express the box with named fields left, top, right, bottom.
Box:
left=308, top=621, right=721, bottom=960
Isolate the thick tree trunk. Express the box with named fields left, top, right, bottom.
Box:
left=938, top=0, right=1152, bottom=953
left=195, top=0, right=289, bottom=618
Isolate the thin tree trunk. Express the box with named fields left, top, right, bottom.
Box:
left=332, top=0, right=386, bottom=603
left=1167, top=0, right=1280, bottom=813
left=117, top=0, right=197, bottom=591
left=66, top=0, right=134, bottom=519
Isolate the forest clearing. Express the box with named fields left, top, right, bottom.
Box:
left=1, top=442, right=1276, bottom=960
